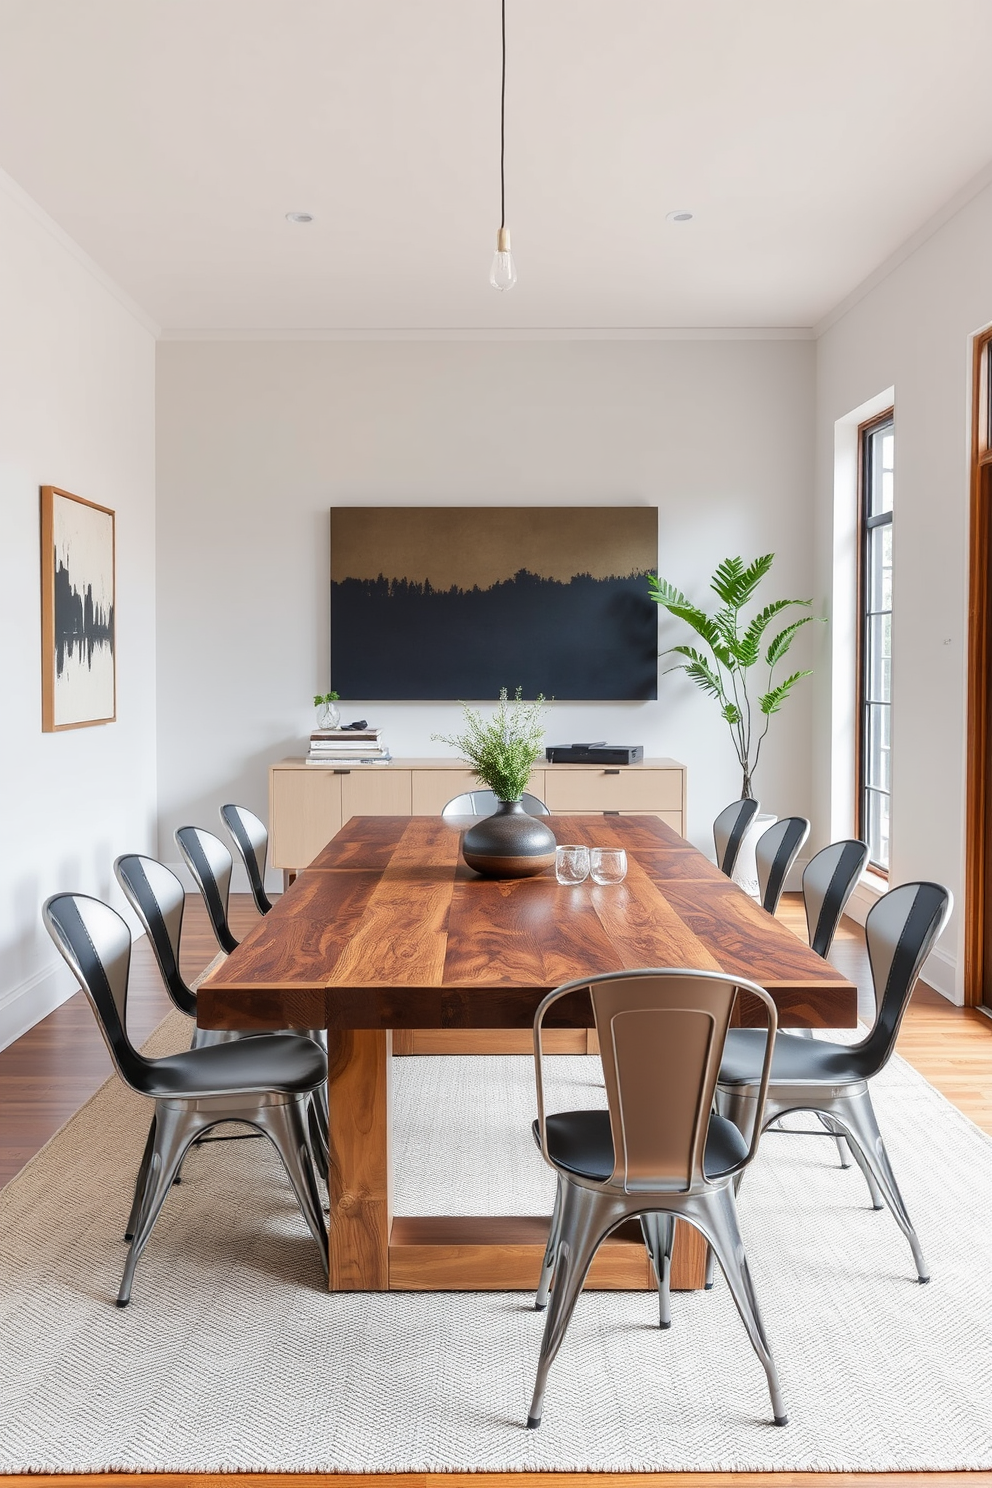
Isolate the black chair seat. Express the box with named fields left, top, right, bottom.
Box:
left=146, top=1033, right=327, bottom=1100
left=534, top=1108, right=749, bottom=1183
left=719, top=1027, right=860, bottom=1087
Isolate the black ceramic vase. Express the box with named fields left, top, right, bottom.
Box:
left=461, top=799, right=557, bottom=879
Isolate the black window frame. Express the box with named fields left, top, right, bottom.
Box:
left=857, top=411, right=894, bottom=874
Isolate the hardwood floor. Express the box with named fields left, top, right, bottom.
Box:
left=1, top=893, right=989, bottom=1488
left=0, top=895, right=263, bottom=1187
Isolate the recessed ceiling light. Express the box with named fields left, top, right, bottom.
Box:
left=666, top=210, right=694, bottom=223
left=286, top=212, right=314, bottom=224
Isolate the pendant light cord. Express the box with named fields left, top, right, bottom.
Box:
left=499, top=0, right=506, bottom=231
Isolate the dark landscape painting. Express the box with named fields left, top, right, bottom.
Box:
left=330, top=507, right=658, bottom=700
left=41, top=486, right=116, bottom=730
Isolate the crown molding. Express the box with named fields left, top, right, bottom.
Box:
left=0, top=166, right=161, bottom=338
left=157, top=324, right=815, bottom=343
left=815, top=158, right=992, bottom=339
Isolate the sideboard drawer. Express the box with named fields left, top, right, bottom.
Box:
left=411, top=769, right=546, bottom=815
left=544, top=768, right=683, bottom=814
left=341, top=769, right=413, bottom=820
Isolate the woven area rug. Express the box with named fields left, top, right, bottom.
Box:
left=1, top=1012, right=991, bottom=1474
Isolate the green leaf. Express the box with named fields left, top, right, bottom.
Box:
left=759, top=669, right=812, bottom=715
left=741, top=598, right=810, bottom=658
left=666, top=647, right=725, bottom=702
left=721, top=702, right=741, bottom=725
left=765, top=614, right=817, bottom=666
left=733, top=553, right=776, bottom=608
left=710, top=556, right=744, bottom=606
left=710, top=553, right=774, bottom=609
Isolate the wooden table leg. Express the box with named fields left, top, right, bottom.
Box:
left=327, top=1028, right=392, bottom=1290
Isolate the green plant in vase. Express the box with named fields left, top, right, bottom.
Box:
left=433, top=688, right=556, bottom=878
left=433, top=687, right=548, bottom=801
left=313, top=690, right=340, bottom=730
left=648, top=554, right=824, bottom=800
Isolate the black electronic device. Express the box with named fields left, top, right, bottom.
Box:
left=545, top=744, right=644, bottom=765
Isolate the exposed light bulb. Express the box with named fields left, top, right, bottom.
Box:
left=490, top=226, right=517, bottom=292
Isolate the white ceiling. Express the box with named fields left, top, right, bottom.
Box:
left=2, top=0, right=992, bottom=332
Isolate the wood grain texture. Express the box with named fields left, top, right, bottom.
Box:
left=198, top=815, right=857, bottom=1033
left=4, top=1477, right=992, bottom=1488
left=388, top=1215, right=705, bottom=1292
left=327, top=1028, right=393, bottom=1291
left=4, top=1475, right=990, bottom=1488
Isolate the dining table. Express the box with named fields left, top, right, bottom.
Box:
left=198, top=812, right=858, bottom=1295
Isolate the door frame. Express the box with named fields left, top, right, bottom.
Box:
left=964, top=327, right=992, bottom=1008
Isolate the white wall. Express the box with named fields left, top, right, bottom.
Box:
left=0, top=173, right=158, bottom=1049
left=155, top=336, right=817, bottom=870
left=814, top=180, right=992, bottom=1003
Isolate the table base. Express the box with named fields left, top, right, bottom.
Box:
left=328, top=1029, right=708, bottom=1293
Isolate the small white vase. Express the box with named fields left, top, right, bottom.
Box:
left=731, top=813, right=778, bottom=900
left=316, top=701, right=341, bottom=730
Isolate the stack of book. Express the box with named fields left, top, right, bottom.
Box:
left=306, top=727, right=392, bottom=766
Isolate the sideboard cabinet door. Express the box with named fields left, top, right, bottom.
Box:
left=270, top=768, right=343, bottom=870
left=340, top=769, right=413, bottom=822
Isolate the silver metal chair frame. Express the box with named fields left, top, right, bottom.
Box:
left=175, top=825, right=239, bottom=955
left=220, top=803, right=274, bottom=916
left=756, top=816, right=810, bottom=916
left=114, top=852, right=329, bottom=1197
left=713, top=797, right=760, bottom=877
left=43, top=892, right=328, bottom=1307
left=441, top=789, right=550, bottom=818
left=528, top=967, right=785, bottom=1430
left=716, top=881, right=951, bottom=1283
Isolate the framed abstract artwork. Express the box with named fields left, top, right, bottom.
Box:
left=40, top=486, right=116, bottom=731
left=330, top=507, right=658, bottom=700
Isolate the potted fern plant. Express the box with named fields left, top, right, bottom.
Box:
left=433, top=688, right=556, bottom=877
left=648, top=554, right=823, bottom=800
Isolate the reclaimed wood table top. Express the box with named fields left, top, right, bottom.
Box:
left=198, top=814, right=858, bottom=1032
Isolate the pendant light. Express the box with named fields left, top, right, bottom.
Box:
left=489, top=0, right=517, bottom=291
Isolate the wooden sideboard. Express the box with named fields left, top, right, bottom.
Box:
left=269, top=756, right=686, bottom=875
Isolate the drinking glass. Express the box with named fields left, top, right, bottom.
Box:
left=555, top=844, right=590, bottom=885
left=590, top=848, right=627, bottom=885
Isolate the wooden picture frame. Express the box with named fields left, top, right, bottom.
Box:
left=40, top=486, right=116, bottom=731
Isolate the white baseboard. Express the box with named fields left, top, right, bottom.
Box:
left=0, top=960, right=77, bottom=1053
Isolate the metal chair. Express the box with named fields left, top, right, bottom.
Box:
left=175, top=825, right=238, bottom=955
left=43, top=892, right=328, bottom=1306
left=804, top=838, right=870, bottom=958
left=220, top=803, right=273, bottom=916
left=114, top=853, right=211, bottom=1036
left=114, top=851, right=329, bottom=1190
left=756, top=816, right=810, bottom=915
left=776, top=839, right=870, bottom=1172
left=528, top=968, right=786, bottom=1430
left=712, top=797, right=760, bottom=877
left=716, top=881, right=951, bottom=1282
left=442, top=789, right=550, bottom=818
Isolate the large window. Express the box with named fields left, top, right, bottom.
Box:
left=858, top=413, right=894, bottom=872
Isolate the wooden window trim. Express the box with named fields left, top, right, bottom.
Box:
left=964, top=328, right=992, bottom=1006
left=856, top=409, right=894, bottom=876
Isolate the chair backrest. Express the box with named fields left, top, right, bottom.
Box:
left=713, top=797, right=760, bottom=876
left=114, top=853, right=197, bottom=1017
left=802, top=838, right=870, bottom=958
left=756, top=816, right=811, bottom=915
left=534, top=969, right=777, bottom=1195
left=220, top=804, right=273, bottom=916
left=854, top=881, right=951, bottom=1076
left=175, top=826, right=238, bottom=955
left=43, top=893, right=149, bottom=1092
left=441, top=790, right=550, bottom=818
